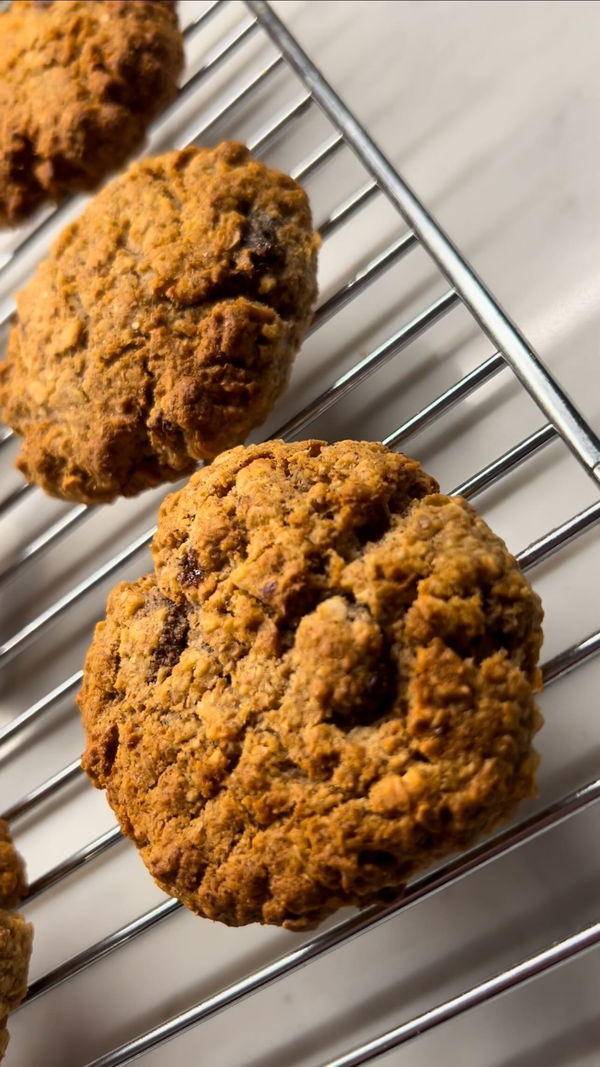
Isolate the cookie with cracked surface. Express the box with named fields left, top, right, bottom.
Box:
left=0, top=1, right=183, bottom=226
left=79, top=440, right=543, bottom=930
left=0, top=143, right=320, bottom=503
left=0, top=822, right=32, bottom=1060
left=0, top=911, right=32, bottom=1061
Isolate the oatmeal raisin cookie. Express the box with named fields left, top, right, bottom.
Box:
left=0, top=821, right=32, bottom=1059
left=79, top=440, right=543, bottom=929
left=0, top=144, right=320, bottom=502
left=0, top=0, right=183, bottom=225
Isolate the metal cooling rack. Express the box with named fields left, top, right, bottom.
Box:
left=0, top=2, right=599, bottom=1065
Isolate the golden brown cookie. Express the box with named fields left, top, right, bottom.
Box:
left=0, top=143, right=320, bottom=503
left=0, top=822, right=32, bottom=1060
left=0, top=913, right=32, bottom=1061
left=0, top=823, right=26, bottom=912
left=0, top=0, right=183, bottom=226
left=79, top=440, right=543, bottom=930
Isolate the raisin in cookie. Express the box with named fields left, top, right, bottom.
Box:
left=79, top=440, right=543, bottom=930
left=0, top=143, right=320, bottom=503
left=0, top=821, right=32, bottom=1060
left=0, top=1, right=183, bottom=226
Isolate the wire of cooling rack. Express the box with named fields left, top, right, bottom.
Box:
left=249, top=1, right=600, bottom=484
left=0, top=2, right=599, bottom=1065
left=321, top=919, right=600, bottom=1067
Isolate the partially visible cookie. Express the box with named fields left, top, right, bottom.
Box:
left=0, top=143, right=320, bottom=503
left=0, top=823, right=26, bottom=911
left=0, top=822, right=32, bottom=1060
left=0, top=912, right=32, bottom=1061
left=0, top=1, right=184, bottom=226
left=79, top=439, right=543, bottom=930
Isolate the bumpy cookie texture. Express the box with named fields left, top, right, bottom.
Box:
left=0, top=823, right=26, bottom=911
left=0, top=143, right=320, bottom=503
left=0, top=913, right=32, bottom=1061
left=79, top=440, right=543, bottom=930
left=0, top=1, right=183, bottom=226
left=0, top=822, right=32, bottom=1060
